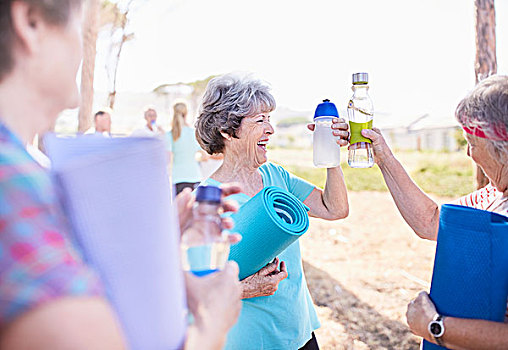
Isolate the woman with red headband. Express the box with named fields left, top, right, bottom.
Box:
left=360, top=75, right=508, bottom=348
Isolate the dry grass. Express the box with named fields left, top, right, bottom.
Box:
left=265, top=147, right=470, bottom=348
left=299, top=191, right=451, bottom=349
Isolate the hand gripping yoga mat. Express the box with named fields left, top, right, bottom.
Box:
left=228, top=186, right=310, bottom=280
left=423, top=204, right=508, bottom=350
left=44, top=135, right=187, bottom=350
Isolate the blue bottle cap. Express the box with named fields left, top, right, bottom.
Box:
left=314, top=99, right=339, bottom=119
left=195, top=185, right=222, bottom=203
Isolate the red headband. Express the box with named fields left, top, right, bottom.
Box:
left=462, top=124, right=508, bottom=142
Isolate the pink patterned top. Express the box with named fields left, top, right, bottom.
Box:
left=0, top=122, right=103, bottom=324
left=456, top=183, right=508, bottom=215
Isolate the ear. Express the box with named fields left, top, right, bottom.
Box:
left=10, top=1, right=44, bottom=56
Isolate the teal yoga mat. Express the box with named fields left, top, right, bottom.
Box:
left=228, top=186, right=310, bottom=280
left=423, top=204, right=508, bottom=350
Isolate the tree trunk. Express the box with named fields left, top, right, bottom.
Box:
left=105, top=0, right=135, bottom=110
left=107, top=33, right=127, bottom=109
left=107, top=91, right=116, bottom=109
left=78, top=0, right=100, bottom=134
left=474, top=0, right=496, bottom=189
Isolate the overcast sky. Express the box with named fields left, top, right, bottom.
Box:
left=92, top=0, right=507, bottom=124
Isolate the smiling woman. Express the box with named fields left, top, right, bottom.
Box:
left=357, top=75, right=508, bottom=348
left=195, top=73, right=350, bottom=349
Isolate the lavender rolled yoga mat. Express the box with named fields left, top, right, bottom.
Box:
left=45, top=134, right=186, bottom=350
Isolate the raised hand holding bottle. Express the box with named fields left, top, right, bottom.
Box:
left=347, top=72, right=374, bottom=168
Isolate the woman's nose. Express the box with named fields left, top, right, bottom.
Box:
left=266, top=122, right=274, bottom=135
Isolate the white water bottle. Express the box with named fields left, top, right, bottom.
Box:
left=150, top=120, right=158, bottom=133
left=313, top=99, right=341, bottom=168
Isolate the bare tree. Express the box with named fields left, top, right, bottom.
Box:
left=78, top=0, right=100, bottom=133
left=474, top=0, right=496, bottom=189
left=103, top=0, right=136, bottom=109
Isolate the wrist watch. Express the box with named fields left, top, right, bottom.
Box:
left=428, top=313, right=446, bottom=346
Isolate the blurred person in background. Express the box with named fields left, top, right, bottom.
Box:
left=85, top=108, right=112, bottom=136
left=0, top=1, right=241, bottom=348
left=167, top=100, right=205, bottom=194
left=93, top=108, right=112, bottom=136
left=360, top=75, right=508, bottom=348
left=131, top=105, right=165, bottom=137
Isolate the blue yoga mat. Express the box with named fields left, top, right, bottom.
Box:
left=423, top=204, right=508, bottom=350
left=228, top=186, right=310, bottom=280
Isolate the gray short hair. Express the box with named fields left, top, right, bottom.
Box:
left=456, top=75, right=508, bottom=157
left=195, top=74, right=276, bottom=154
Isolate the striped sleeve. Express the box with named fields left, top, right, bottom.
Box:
left=455, top=184, right=498, bottom=210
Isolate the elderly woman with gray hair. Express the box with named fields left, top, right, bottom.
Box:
left=196, top=74, right=350, bottom=349
left=360, top=75, right=508, bottom=348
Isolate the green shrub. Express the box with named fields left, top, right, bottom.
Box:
left=454, top=128, right=468, bottom=149
left=273, top=148, right=475, bottom=198
left=284, top=164, right=388, bottom=192
left=410, top=162, right=474, bottom=197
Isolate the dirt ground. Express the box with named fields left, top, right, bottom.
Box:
left=301, top=191, right=451, bottom=350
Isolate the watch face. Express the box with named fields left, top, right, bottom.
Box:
left=430, top=322, right=443, bottom=336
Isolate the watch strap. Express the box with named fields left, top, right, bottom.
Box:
left=429, top=314, right=445, bottom=346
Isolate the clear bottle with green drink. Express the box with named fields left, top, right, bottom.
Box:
left=347, top=72, right=374, bottom=168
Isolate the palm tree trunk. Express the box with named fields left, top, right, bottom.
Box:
left=474, top=0, right=496, bottom=189
left=78, top=0, right=100, bottom=133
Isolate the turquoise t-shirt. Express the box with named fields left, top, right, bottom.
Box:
left=166, top=127, right=202, bottom=184
left=203, top=162, right=321, bottom=350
